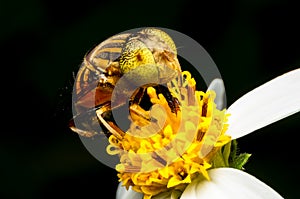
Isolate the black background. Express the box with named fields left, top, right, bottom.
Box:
left=1, top=0, right=300, bottom=198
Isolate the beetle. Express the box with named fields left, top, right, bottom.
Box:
left=69, top=27, right=182, bottom=140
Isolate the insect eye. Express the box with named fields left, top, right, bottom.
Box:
left=119, top=40, right=155, bottom=74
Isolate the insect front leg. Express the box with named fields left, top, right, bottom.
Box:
left=129, top=86, right=152, bottom=127
left=96, top=103, right=125, bottom=140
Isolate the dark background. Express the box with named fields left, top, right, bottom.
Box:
left=1, top=0, right=300, bottom=198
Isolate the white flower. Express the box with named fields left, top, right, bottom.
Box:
left=116, top=68, right=300, bottom=199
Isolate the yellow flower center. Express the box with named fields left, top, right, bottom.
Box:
left=107, top=71, right=231, bottom=199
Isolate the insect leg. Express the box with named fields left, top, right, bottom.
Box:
left=96, top=103, right=125, bottom=140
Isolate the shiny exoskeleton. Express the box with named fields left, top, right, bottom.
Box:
left=70, top=28, right=182, bottom=140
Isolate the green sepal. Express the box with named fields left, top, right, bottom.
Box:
left=211, top=149, right=227, bottom=168
left=230, top=152, right=252, bottom=170
left=228, top=139, right=251, bottom=170
left=211, top=139, right=251, bottom=170
left=222, top=140, right=231, bottom=166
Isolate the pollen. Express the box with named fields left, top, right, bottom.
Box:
left=106, top=71, right=231, bottom=199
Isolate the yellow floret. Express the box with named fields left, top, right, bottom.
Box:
left=107, top=71, right=231, bottom=199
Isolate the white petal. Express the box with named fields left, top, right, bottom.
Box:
left=181, top=168, right=283, bottom=199
left=226, top=68, right=300, bottom=139
left=207, top=78, right=226, bottom=110
left=116, top=183, right=143, bottom=199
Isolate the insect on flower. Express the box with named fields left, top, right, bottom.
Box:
left=69, top=28, right=182, bottom=139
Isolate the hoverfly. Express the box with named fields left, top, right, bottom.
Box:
left=69, top=28, right=182, bottom=140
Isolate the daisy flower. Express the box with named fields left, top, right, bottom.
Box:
left=113, top=68, right=300, bottom=199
